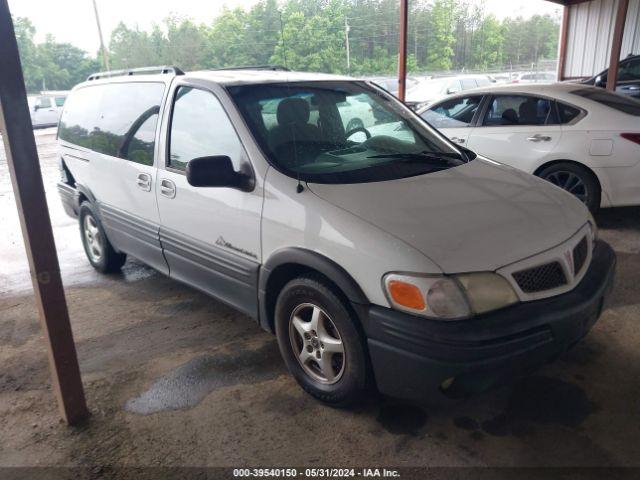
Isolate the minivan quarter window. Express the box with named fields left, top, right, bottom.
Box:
left=168, top=86, right=246, bottom=171
left=58, top=82, right=164, bottom=166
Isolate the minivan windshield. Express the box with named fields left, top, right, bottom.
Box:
left=229, top=81, right=465, bottom=184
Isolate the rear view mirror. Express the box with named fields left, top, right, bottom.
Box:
left=595, top=75, right=604, bottom=87
left=446, top=87, right=459, bottom=95
left=186, top=156, right=253, bottom=191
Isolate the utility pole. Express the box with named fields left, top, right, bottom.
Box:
left=91, top=0, right=110, bottom=71
left=344, top=17, right=351, bottom=74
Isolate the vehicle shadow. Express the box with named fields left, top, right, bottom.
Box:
left=594, top=206, right=640, bottom=231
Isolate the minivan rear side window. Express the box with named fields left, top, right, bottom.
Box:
left=570, top=88, right=640, bottom=116
left=168, top=87, right=245, bottom=171
left=58, top=82, right=165, bottom=166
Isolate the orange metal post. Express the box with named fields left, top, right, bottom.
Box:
left=398, top=0, right=409, bottom=101
left=607, top=0, right=629, bottom=91
left=557, top=6, right=570, bottom=81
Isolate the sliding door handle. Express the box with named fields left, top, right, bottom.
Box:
left=136, top=173, right=152, bottom=192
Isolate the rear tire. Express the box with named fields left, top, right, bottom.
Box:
left=538, top=162, right=601, bottom=213
left=275, top=274, right=370, bottom=407
left=79, top=201, right=126, bottom=273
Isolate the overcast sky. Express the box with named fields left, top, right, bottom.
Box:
left=8, top=0, right=562, bottom=55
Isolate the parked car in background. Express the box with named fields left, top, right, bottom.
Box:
left=368, top=76, right=419, bottom=96
left=419, top=83, right=640, bottom=211
left=405, top=74, right=492, bottom=110
left=487, top=73, right=511, bottom=84
left=582, top=53, right=640, bottom=99
left=57, top=67, right=614, bottom=405
left=511, top=72, right=557, bottom=83
left=27, top=91, right=68, bottom=128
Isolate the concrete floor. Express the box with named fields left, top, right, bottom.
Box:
left=1, top=129, right=639, bottom=471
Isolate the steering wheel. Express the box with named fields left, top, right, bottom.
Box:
left=345, top=126, right=372, bottom=140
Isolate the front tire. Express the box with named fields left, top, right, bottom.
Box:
left=275, top=274, right=370, bottom=407
left=538, top=162, right=601, bottom=213
left=79, top=201, right=126, bottom=273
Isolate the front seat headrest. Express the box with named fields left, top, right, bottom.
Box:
left=518, top=99, right=538, bottom=123
left=277, top=98, right=311, bottom=126
left=501, top=108, right=519, bottom=125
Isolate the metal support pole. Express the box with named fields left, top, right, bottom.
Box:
left=557, top=6, right=570, bottom=82
left=0, top=0, right=89, bottom=426
left=92, top=0, right=110, bottom=71
left=345, top=17, right=351, bottom=74
left=398, top=0, right=409, bottom=102
left=607, top=0, right=629, bottom=92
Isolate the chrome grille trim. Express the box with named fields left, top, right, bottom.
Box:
left=496, top=224, right=593, bottom=302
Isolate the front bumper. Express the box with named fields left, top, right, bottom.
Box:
left=361, top=240, right=616, bottom=401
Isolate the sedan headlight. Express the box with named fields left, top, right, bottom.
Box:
left=383, top=272, right=518, bottom=320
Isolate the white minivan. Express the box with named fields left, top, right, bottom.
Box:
left=57, top=67, right=616, bottom=405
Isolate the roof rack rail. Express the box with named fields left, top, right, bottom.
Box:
left=87, top=66, right=185, bottom=81
left=211, top=65, right=290, bottom=72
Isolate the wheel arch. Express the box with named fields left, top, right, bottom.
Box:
left=258, top=248, right=369, bottom=334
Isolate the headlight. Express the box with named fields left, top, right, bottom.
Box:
left=455, top=273, right=518, bottom=315
left=383, top=272, right=518, bottom=320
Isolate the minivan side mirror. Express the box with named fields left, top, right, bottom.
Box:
left=186, top=156, right=254, bottom=191
left=595, top=75, right=604, bottom=87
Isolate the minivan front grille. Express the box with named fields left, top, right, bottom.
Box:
left=512, top=261, right=567, bottom=293
left=573, top=236, right=588, bottom=275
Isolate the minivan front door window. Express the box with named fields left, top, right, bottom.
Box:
left=168, top=86, right=245, bottom=171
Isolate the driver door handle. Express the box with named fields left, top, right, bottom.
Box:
left=451, top=136, right=465, bottom=144
left=527, top=134, right=552, bottom=142
left=160, top=179, right=176, bottom=199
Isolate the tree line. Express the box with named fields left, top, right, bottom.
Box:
left=16, top=0, right=560, bottom=93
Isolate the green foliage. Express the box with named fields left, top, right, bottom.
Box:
left=15, top=1, right=560, bottom=92
left=14, top=17, right=98, bottom=92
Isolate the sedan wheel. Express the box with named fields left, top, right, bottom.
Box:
left=538, top=162, right=601, bottom=213
left=544, top=170, right=588, bottom=204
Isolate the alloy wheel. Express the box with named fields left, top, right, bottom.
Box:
left=289, top=303, right=346, bottom=385
left=545, top=170, right=588, bottom=204
left=83, top=214, right=103, bottom=263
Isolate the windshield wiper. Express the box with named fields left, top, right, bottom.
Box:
left=366, top=150, right=462, bottom=161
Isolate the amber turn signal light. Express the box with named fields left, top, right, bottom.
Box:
left=387, top=280, right=426, bottom=311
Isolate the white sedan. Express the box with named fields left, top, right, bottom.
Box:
left=418, top=83, right=640, bottom=211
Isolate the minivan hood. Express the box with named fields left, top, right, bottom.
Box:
left=307, top=159, right=587, bottom=273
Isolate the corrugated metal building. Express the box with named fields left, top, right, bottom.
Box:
left=553, top=0, right=639, bottom=83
